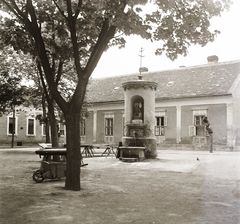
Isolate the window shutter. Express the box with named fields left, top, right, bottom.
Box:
left=160, top=127, right=165, bottom=136
left=164, top=116, right=167, bottom=126
left=189, top=126, right=196, bottom=136
left=155, top=126, right=160, bottom=136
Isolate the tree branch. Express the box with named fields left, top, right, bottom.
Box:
left=52, top=0, right=68, bottom=22
left=84, top=0, right=127, bottom=78
left=65, top=0, right=83, bottom=78
left=84, top=19, right=116, bottom=78
left=55, top=60, right=64, bottom=85
left=73, top=0, right=83, bottom=22
left=2, top=0, right=33, bottom=34
left=23, top=0, right=68, bottom=112
left=37, top=60, right=50, bottom=105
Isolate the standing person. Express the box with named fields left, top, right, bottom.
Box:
left=202, top=116, right=213, bottom=153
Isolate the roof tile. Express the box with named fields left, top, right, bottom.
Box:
left=87, top=60, right=240, bottom=103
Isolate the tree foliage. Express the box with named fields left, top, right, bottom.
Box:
left=0, top=72, right=25, bottom=115
left=0, top=46, right=33, bottom=115
left=0, top=0, right=232, bottom=191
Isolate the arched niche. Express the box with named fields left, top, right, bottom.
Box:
left=131, top=95, right=144, bottom=122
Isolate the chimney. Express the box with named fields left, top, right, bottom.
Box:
left=207, top=55, right=218, bottom=63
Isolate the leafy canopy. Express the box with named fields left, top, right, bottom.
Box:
left=0, top=72, right=27, bottom=115
left=0, top=0, right=231, bottom=69
left=0, top=46, right=35, bottom=115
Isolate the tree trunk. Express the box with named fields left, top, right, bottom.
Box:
left=45, top=120, right=51, bottom=143
left=42, top=95, right=51, bottom=143
left=65, top=112, right=81, bottom=191
left=48, top=107, right=59, bottom=161
left=48, top=99, right=59, bottom=148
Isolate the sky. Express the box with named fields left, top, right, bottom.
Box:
left=92, top=1, right=240, bottom=78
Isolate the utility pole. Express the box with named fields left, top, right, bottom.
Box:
left=11, top=105, right=15, bottom=148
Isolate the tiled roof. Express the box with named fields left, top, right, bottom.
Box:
left=87, top=60, right=240, bottom=103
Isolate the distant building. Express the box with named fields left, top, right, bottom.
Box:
left=1, top=59, right=240, bottom=151
left=86, top=59, right=240, bottom=151
left=0, top=107, right=66, bottom=146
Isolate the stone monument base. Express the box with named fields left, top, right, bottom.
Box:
left=132, top=119, right=143, bottom=125
left=118, top=146, right=146, bottom=161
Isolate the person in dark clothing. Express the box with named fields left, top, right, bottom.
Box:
left=202, top=116, right=213, bottom=134
left=202, top=116, right=213, bottom=152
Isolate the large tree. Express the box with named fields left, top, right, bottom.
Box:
left=0, top=0, right=231, bottom=190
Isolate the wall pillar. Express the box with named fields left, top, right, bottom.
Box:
left=226, top=103, right=234, bottom=149
left=176, top=106, right=181, bottom=143
left=93, top=110, right=97, bottom=143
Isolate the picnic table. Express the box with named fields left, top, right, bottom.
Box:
left=38, top=143, right=116, bottom=158
left=81, top=144, right=94, bottom=157
left=101, top=144, right=116, bottom=157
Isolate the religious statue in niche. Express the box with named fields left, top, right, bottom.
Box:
left=133, top=101, right=143, bottom=120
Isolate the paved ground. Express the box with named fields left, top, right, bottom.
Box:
left=0, top=147, right=239, bottom=224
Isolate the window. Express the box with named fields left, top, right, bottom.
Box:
left=42, top=124, right=46, bottom=136
left=155, top=116, right=167, bottom=136
left=7, top=116, right=18, bottom=135
left=8, top=118, right=15, bottom=134
left=58, top=123, right=65, bottom=136
left=104, top=113, right=114, bottom=143
left=105, top=118, right=113, bottom=136
left=194, top=115, right=207, bottom=136
left=189, top=109, right=208, bottom=137
left=9, top=117, right=14, bottom=134
left=80, top=119, right=85, bottom=136
left=27, top=118, right=35, bottom=135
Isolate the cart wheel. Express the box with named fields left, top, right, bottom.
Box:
left=32, top=170, right=44, bottom=183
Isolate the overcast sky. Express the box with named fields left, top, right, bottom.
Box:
left=92, top=1, right=240, bottom=78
